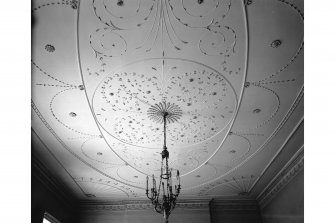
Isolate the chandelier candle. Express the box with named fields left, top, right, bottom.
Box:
left=145, top=111, right=181, bottom=223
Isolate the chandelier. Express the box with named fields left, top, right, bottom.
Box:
left=146, top=111, right=181, bottom=223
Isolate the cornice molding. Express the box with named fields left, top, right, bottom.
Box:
left=44, top=212, right=61, bottom=223
left=79, top=199, right=261, bottom=212
left=79, top=199, right=210, bottom=212
left=257, top=146, right=304, bottom=209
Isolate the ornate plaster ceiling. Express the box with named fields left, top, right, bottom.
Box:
left=32, top=0, right=304, bottom=201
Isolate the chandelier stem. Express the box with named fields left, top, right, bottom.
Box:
left=163, top=112, right=167, bottom=148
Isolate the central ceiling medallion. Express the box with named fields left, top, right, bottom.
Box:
left=147, top=102, right=182, bottom=124
left=92, top=58, right=237, bottom=148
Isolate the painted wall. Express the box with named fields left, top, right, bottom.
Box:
left=261, top=170, right=304, bottom=223
left=31, top=176, right=77, bottom=223
left=210, top=200, right=262, bottom=223
left=211, top=211, right=263, bottom=223
left=78, top=208, right=210, bottom=223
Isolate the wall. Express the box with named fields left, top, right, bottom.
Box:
left=32, top=176, right=77, bottom=223
left=31, top=163, right=78, bottom=223
left=261, top=170, right=304, bottom=223
left=78, top=200, right=263, bottom=223
left=210, top=200, right=262, bottom=223
left=78, top=207, right=210, bottom=223
left=211, top=211, right=262, bottom=223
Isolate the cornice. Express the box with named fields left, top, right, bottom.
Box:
left=79, top=199, right=262, bottom=212
left=79, top=199, right=210, bottom=212
left=257, top=146, right=304, bottom=209
left=44, top=212, right=61, bottom=223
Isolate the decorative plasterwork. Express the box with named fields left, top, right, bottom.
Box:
left=180, top=88, right=303, bottom=193
left=257, top=146, right=304, bottom=209
left=197, top=174, right=257, bottom=197
left=74, top=177, right=140, bottom=198
left=31, top=0, right=304, bottom=200
left=92, top=58, right=237, bottom=149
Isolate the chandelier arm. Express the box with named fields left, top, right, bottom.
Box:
left=146, top=192, right=153, bottom=200
left=147, top=190, right=157, bottom=204
left=151, top=188, right=155, bottom=200
left=155, top=203, right=163, bottom=214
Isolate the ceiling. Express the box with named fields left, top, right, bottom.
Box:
left=31, top=0, right=304, bottom=202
